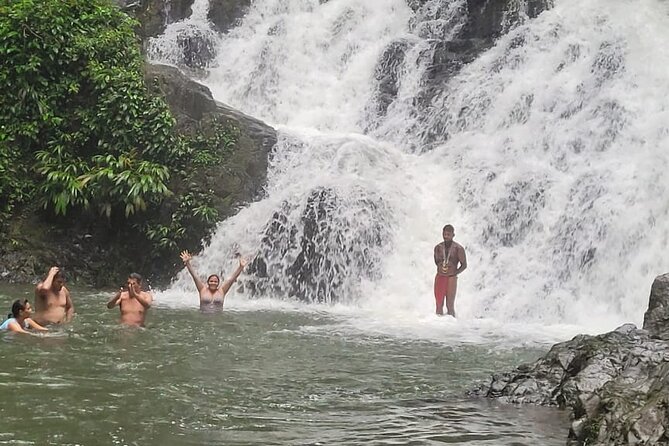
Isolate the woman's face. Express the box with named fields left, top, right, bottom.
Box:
left=207, top=276, right=220, bottom=291
left=21, top=303, right=33, bottom=318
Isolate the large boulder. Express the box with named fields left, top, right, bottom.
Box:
left=145, top=63, right=276, bottom=218
left=470, top=273, right=669, bottom=445
left=643, top=273, right=669, bottom=340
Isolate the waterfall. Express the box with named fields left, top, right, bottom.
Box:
left=149, top=0, right=669, bottom=335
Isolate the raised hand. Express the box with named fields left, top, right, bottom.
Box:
left=180, top=250, right=192, bottom=264
left=127, top=282, right=139, bottom=298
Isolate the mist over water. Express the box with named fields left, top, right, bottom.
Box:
left=149, top=0, right=669, bottom=342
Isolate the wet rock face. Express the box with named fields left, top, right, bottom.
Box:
left=122, top=0, right=253, bottom=73
left=247, top=188, right=391, bottom=303
left=119, top=0, right=195, bottom=39
left=175, top=27, right=218, bottom=71
left=643, top=273, right=669, bottom=340
left=368, top=0, right=554, bottom=143
left=372, top=40, right=410, bottom=118
left=470, top=273, right=669, bottom=445
left=145, top=64, right=277, bottom=219
left=208, top=0, right=252, bottom=34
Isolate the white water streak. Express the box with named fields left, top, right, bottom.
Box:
left=152, top=0, right=669, bottom=339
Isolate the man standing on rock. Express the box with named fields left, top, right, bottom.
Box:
left=34, top=266, right=74, bottom=325
left=433, top=224, right=467, bottom=317
left=106, top=273, right=153, bottom=327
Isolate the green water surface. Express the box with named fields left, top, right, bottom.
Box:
left=0, top=285, right=567, bottom=445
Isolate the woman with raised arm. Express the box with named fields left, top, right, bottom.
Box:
left=179, top=250, right=248, bottom=310
left=1, top=300, right=49, bottom=334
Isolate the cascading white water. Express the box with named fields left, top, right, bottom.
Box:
left=149, top=0, right=669, bottom=340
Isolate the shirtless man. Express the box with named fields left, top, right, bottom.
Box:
left=34, top=266, right=74, bottom=325
left=433, top=224, right=467, bottom=317
left=180, top=250, right=247, bottom=310
left=106, top=273, right=153, bottom=327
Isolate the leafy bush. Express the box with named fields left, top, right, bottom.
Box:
left=0, top=0, right=234, bottom=258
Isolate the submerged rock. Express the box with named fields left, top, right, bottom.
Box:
left=470, top=273, right=669, bottom=445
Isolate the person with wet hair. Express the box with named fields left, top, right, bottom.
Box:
left=0, top=300, right=49, bottom=333
left=34, top=266, right=74, bottom=325
left=433, top=224, right=467, bottom=317
left=179, top=250, right=248, bottom=310
left=106, top=273, right=153, bottom=327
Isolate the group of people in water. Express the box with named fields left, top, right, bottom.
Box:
left=1, top=223, right=467, bottom=334
left=0, top=252, right=249, bottom=334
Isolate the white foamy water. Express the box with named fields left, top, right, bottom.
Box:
left=149, top=0, right=669, bottom=344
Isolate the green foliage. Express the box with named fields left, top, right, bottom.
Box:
left=0, top=0, right=175, bottom=217
left=143, top=191, right=219, bottom=252
left=0, top=0, right=238, bottom=256
left=188, top=121, right=239, bottom=166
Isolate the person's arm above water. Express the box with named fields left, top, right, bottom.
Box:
left=220, top=257, right=248, bottom=295
left=25, top=318, right=48, bottom=331
left=36, top=266, right=59, bottom=296
left=64, top=288, right=74, bottom=322
left=7, top=320, right=29, bottom=334
left=180, top=250, right=206, bottom=292
left=107, top=288, right=124, bottom=309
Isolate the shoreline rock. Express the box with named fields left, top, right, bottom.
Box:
left=469, top=274, right=669, bottom=445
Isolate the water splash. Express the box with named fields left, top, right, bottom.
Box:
left=146, top=0, right=219, bottom=72
left=152, top=0, right=669, bottom=335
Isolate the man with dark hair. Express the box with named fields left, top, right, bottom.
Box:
left=34, top=266, right=74, bottom=325
left=433, top=224, right=467, bottom=317
left=107, top=273, right=153, bottom=326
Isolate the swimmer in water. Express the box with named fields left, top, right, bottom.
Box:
left=179, top=250, right=248, bottom=310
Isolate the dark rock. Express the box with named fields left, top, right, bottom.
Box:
left=124, top=0, right=254, bottom=73
left=643, top=273, right=669, bottom=340
left=121, top=0, right=195, bottom=39
left=470, top=274, right=669, bottom=445
left=208, top=0, right=251, bottom=34
left=369, top=0, right=554, bottom=147
left=175, top=26, right=218, bottom=71
left=145, top=63, right=276, bottom=220
left=246, top=187, right=391, bottom=303
left=370, top=39, right=410, bottom=119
